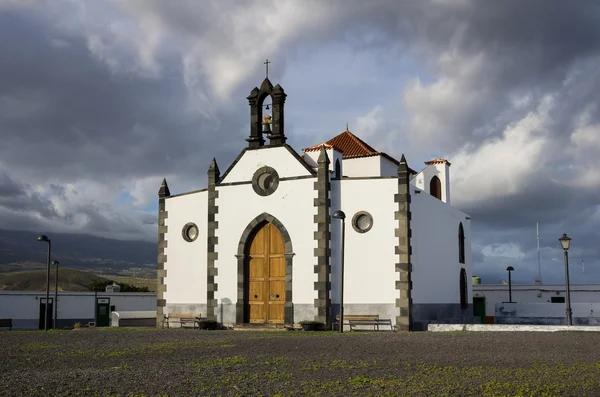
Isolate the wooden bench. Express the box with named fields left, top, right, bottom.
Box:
left=163, top=314, right=201, bottom=329
left=334, top=315, right=393, bottom=331
left=0, top=319, right=13, bottom=330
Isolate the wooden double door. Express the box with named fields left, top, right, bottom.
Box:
left=247, top=223, right=286, bottom=324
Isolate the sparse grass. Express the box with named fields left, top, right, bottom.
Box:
left=3, top=330, right=600, bottom=396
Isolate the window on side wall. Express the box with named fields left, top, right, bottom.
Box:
left=458, top=223, right=465, bottom=264
left=430, top=176, right=442, bottom=200
left=460, top=268, right=468, bottom=310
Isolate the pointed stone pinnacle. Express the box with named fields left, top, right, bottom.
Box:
left=208, top=158, right=220, bottom=179
left=317, top=144, right=330, bottom=164
left=158, top=178, right=171, bottom=198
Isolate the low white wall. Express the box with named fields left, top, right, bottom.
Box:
left=495, top=303, right=600, bottom=325
left=111, top=311, right=157, bottom=327
left=473, top=285, right=600, bottom=318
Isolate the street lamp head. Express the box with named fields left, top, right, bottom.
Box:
left=332, top=210, right=346, bottom=220
left=559, top=233, right=571, bottom=251
left=37, top=235, right=50, bottom=243
left=52, top=260, right=59, bottom=266
left=506, top=266, right=514, bottom=272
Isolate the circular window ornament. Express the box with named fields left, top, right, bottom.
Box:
left=182, top=223, right=199, bottom=242
left=252, top=166, right=279, bottom=196
left=352, top=211, right=374, bottom=233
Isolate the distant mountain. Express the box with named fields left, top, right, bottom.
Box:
left=0, top=229, right=157, bottom=278
left=0, top=268, right=107, bottom=291
left=0, top=268, right=156, bottom=292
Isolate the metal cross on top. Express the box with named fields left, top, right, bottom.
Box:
left=264, top=59, right=271, bottom=78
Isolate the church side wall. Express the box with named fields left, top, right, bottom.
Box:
left=163, top=192, right=208, bottom=315
left=330, top=178, right=399, bottom=325
left=220, top=146, right=313, bottom=183
left=215, top=178, right=317, bottom=325
left=410, top=189, right=473, bottom=330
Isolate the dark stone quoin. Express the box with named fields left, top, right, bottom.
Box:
left=156, top=178, right=170, bottom=326
left=207, top=158, right=220, bottom=321
left=395, top=154, right=413, bottom=331
left=313, top=146, right=332, bottom=328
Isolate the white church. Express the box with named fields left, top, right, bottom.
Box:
left=156, top=76, right=473, bottom=331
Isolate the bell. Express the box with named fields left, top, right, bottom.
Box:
left=262, top=122, right=271, bottom=134
left=265, top=104, right=270, bottom=110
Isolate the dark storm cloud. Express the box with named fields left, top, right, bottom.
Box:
left=0, top=10, right=242, bottom=185
left=0, top=172, right=23, bottom=197
left=0, top=0, right=599, bottom=283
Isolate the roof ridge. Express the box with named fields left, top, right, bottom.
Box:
left=339, top=130, right=377, bottom=155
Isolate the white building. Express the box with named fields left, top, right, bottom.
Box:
left=472, top=283, right=600, bottom=324
left=157, top=76, right=474, bottom=331
left=0, top=291, right=156, bottom=330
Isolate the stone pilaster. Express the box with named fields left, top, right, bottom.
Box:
left=156, top=178, right=170, bottom=327
left=313, top=146, right=331, bottom=327
left=395, top=154, right=413, bottom=331
left=207, top=159, right=220, bottom=321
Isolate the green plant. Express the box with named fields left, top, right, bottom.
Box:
left=74, top=322, right=82, bottom=328
left=199, top=319, right=218, bottom=330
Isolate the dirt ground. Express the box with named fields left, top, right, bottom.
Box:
left=1, top=328, right=600, bottom=396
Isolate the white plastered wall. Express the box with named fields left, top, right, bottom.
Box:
left=302, top=148, right=342, bottom=176
left=410, top=187, right=472, bottom=304
left=220, top=146, right=313, bottom=183
left=163, top=191, right=208, bottom=305
left=342, top=156, right=382, bottom=177
left=215, top=178, right=317, bottom=306
left=330, top=178, right=398, bottom=305
left=413, top=164, right=451, bottom=204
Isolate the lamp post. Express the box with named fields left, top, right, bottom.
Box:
left=332, top=210, right=346, bottom=333
left=506, top=266, right=514, bottom=303
left=37, top=235, right=51, bottom=331
left=559, top=233, right=573, bottom=326
left=52, top=260, right=59, bottom=330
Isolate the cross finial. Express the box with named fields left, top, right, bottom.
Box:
left=264, top=59, right=271, bottom=78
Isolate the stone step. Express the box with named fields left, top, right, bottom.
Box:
left=231, top=323, right=295, bottom=332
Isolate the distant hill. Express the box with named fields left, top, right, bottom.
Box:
left=0, top=268, right=156, bottom=292
left=0, top=229, right=157, bottom=278
left=0, top=268, right=106, bottom=291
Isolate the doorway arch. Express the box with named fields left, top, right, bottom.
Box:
left=235, top=213, right=294, bottom=325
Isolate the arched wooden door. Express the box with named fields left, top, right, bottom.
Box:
left=247, top=223, right=286, bottom=324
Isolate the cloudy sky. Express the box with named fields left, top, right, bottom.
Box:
left=1, top=0, right=599, bottom=284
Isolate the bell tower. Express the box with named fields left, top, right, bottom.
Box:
left=246, top=59, right=287, bottom=148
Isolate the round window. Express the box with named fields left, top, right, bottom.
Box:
left=352, top=211, right=374, bottom=233
left=182, top=223, right=199, bottom=242
left=252, top=166, right=279, bottom=196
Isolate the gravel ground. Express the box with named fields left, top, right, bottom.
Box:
left=1, top=328, right=600, bottom=396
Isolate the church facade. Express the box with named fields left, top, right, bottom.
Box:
left=156, top=77, right=473, bottom=331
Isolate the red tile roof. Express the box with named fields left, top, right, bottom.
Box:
left=425, top=158, right=452, bottom=166
left=302, top=129, right=417, bottom=173
left=303, top=129, right=389, bottom=159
